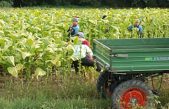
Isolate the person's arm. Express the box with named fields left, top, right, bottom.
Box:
left=138, top=25, right=143, bottom=38
left=86, top=40, right=90, bottom=47
left=128, top=25, right=134, bottom=38
left=127, top=25, right=133, bottom=31
left=138, top=25, right=143, bottom=33
left=85, top=46, right=93, bottom=60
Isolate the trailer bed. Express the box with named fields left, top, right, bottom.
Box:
left=93, top=38, right=169, bottom=73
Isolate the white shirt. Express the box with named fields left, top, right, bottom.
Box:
left=71, top=44, right=93, bottom=61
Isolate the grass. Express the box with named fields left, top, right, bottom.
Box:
left=0, top=71, right=112, bottom=109
left=0, top=71, right=169, bottom=109
left=0, top=98, right=111, bottom=109
left=158, top=80, right=169, bottom=108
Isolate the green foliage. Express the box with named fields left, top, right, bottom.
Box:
left=0, top=8, right=169, bottom=78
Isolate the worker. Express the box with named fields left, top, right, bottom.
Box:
left=67, top=16, right=80, bottom=38
left=71, top=37, right=100, bottom=73
left=127, top=19, right=143, bottom=38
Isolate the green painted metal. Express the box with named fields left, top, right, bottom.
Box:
left=93, top=38, right=169, bottom=73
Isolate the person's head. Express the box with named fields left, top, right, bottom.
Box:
left=71, top=32, right=84, bottom=45
left=134, top=19, right=140, bottom=26
left=72, top=17, right=79, bottom=26
left=76, top=32, right=85, bottom=40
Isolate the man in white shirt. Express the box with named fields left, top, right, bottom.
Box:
left=71, top=44, right=93, bottom=61
left=71, top=42, right=101, bottom=73
left=71, top=43, right=94, bottom=72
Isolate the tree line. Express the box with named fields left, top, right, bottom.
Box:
left=0, top=0, right=169, bottom=7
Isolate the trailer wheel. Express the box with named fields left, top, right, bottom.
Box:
left=96, top=72, right=112, bottom=98
left=112, top=80, right=154, bottom=109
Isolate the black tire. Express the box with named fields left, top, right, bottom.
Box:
left=112, top=79, right=155, bottom=109
left=96, top=71, right=110, bottom=98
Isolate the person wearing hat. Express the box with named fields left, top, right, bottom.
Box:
left=127, top=19, right=143, bottom=38
left=71, top=41, right=93, bottom=73
left=67, top=16, right=80, bottom=37
left=71, top=36, right=101, bottom=73
left=76, top=32, right=90, bottom=47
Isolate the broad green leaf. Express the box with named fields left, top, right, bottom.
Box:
left=7, top=67, right=18, bottom=78
left=89, top=19, right=97, bottom=25
left=6, top=56, right=15, bottom=66
left=0, top=19, right=5, bottom=25
left=7, top=64, right=23, bottom=78
left=0, top=38, right=5, bottom=47
left=34, top=67, right=46, bottom=77
left=51, top=54, right=62, bottom=66
left=0, top=31, right=4, bottom=36
left=73, top=36, right=80, bottom=45
left=26, top=38, right=34, bottom=46
left=66, top=44, right=74, bottom=56
left=21, top=52, right=31, bottom=59
left=66, top=44, right=74, bottom=51
left=16, top=64, right=24, bottom=71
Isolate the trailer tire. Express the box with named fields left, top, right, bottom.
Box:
left=112, top=79, right=155, bottom=109
left=96, top=71, right=111, bottom=98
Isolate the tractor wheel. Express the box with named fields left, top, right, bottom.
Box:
left=112, top=79, right=155, bottom=109
left=96, top=71, right=112, bottom=98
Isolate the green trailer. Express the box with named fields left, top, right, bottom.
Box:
left=93, top=38, right=169, bottom=109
